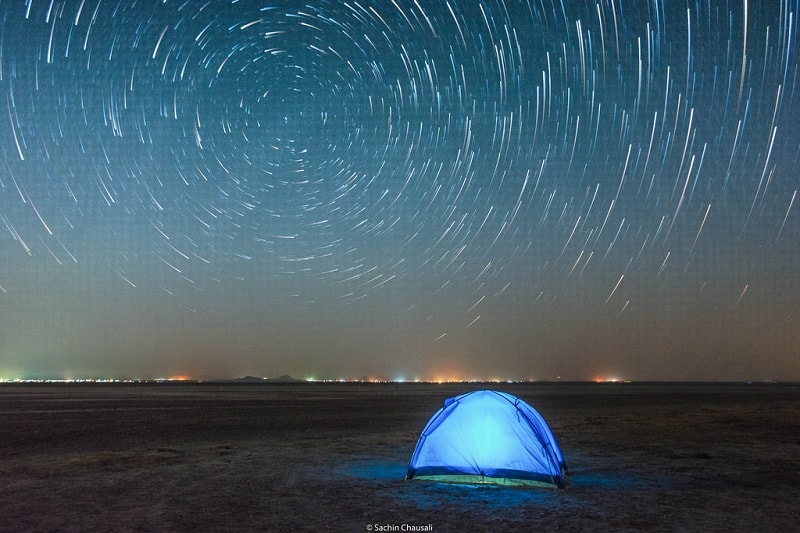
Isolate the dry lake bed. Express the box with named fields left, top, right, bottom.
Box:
left=1, top=382, right=799, bottom=531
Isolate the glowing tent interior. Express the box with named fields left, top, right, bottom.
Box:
left=406, top=390, right=567, bottom=488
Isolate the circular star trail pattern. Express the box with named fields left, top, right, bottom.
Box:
left=0, top=1, right=798, bottom=380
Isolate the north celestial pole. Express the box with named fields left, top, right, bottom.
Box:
left=0, top=0, right=798, bottom=381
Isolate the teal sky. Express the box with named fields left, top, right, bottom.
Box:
left=1, top=0, right=798, bottom=381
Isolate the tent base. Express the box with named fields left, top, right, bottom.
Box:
left=410, top=473, right=561, bottom=489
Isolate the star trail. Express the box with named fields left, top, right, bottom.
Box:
left=0, top=0, right=798, bottom=381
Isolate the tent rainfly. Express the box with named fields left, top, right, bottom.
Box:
left=406, top=390, right=567, bottom=488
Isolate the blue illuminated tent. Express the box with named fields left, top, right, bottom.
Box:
left=406, top=390, right=566, bottom=488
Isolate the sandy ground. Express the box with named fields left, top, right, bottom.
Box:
left=1, top=382, right=799, bottom=531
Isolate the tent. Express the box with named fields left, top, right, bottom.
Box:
left=406, top=390, right=567, bottom=488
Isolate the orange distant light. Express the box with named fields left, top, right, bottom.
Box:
left=169, top=375, right=191, bottom=381
left=592, top=376, right=620, bottom=383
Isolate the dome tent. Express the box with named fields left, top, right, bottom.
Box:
left=406, top=390, right=566, bottom=488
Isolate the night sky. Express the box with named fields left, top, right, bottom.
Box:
left=1, top=0, right=798, bottom=381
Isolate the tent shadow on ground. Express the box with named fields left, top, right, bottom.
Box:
left=343, top=459, right=561, bottom=509
left=343, top=459, right=670, bottom=515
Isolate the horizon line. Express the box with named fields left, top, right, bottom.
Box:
left=1, top=377, right=796, bottom=385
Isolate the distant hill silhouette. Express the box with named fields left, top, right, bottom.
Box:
left=268, top=375, right=303, bottom=383
left=228, top=375, right=303, bottom=383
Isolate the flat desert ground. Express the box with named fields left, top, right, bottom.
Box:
left=1, top=382, right=799, bottom=531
